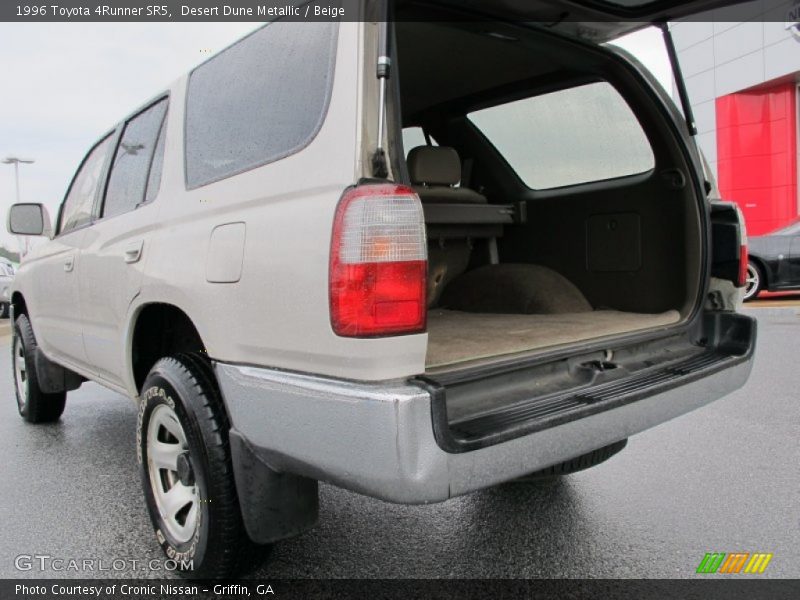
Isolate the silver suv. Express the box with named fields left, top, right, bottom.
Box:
left=7, top=3, right=755, bottom=578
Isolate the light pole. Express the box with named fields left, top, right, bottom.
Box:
left=3, top=156, right=35, bottom=203
left=3, top=156, right=35, bottom=256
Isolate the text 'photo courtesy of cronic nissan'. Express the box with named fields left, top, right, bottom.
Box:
left=14, top=583, right=276, bottom=596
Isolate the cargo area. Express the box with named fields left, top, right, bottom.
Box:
left=389, top=19, right=704, bottom=372
left=426, top=309, right=680, bottom=369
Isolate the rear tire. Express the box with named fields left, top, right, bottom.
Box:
left=137, top=353, right=268, bottom=578
left=511, top=439, right=628, bottom=483
left=13, top=314, right=66, bottom=423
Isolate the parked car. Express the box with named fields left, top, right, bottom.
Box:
left=744, top=218, right=800, bottom=301
left=0, top=259, right=15, bottom=318
left=7, top=2, right=755, bottom=578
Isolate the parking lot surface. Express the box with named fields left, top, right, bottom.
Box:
left=0, top=307, right=797, bottom=579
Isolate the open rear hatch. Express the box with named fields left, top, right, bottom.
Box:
left=389, top=16, right=707, bottom=371
left=362, top=0, right=754, bottom=449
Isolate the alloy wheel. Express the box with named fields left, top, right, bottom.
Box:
left=744, top=264, right=760, bottom=301
left=146, top=403, right=200, bottom=544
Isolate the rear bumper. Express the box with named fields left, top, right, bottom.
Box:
left=215, top=316, right=755, bottom=504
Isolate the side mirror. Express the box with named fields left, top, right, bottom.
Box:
left=7, top=203, right=53, bottom=238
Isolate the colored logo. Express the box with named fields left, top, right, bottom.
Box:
left=696, top=552, right=773, bottom=574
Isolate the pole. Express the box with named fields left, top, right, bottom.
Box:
left=14, top=161, right=20, bottom=203
left=3, top=157, right=35, bottom=257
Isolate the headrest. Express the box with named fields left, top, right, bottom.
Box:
left=407, top=146, right=460, bottom=186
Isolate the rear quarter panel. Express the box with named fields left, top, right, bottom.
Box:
left=128, top=22, right=426, bottom=394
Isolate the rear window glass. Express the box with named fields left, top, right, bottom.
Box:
left=185, top=22, right=338, bottom=188
left=468, top=82, right=654, bottom=189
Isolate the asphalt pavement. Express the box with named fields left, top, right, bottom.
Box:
left=0, top=307, right=797, bottom=579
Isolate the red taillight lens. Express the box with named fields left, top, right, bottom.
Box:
left=736, top=204, right=748, bottom=288
left=738, top=244, right=748, bottom=288
left=329, top=184, right=427, bottom=337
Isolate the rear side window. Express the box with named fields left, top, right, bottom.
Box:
left=468, top=82, right=654, bottom=189
left=103, top=98, right=168, bottom=219
left=59, top=135, right=114, bottom=234
left=185, top=22, right=338, bottom=188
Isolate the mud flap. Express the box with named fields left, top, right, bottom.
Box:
left=229, top=429, right=319, bottom=544
left=34, top=348, right=84, bottom=393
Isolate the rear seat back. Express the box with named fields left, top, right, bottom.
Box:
left=408, top=146, right=487, bottom=205
left=408, top=145, right=514, bottom=307
left=409, top=146, right=484, bottom=307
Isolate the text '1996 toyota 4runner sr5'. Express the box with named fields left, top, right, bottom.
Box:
left=8, top=0, right=755, bottom=578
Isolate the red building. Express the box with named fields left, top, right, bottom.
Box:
left=672, top=14, right=800, bottom=235
left=716, top=82, right=798, bottom=235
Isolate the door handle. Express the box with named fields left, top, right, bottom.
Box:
left=63, top=256, right=74, bottom=272
left=124, top=240, right=143, bottom=264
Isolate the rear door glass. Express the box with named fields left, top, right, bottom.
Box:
left=103, top=98, right=168, bottom=219
left=144, top=118, right=167, bottom=204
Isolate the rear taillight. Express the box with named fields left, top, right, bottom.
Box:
left=738, top=244, right=748, bottom=287
left=329, top=184, right=427, bottom=337
left=736, top=204, right=748, bottom=288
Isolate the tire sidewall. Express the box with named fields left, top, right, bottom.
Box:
left=137, top=366, right=210, bottom=574
left=13, top=316, right=36, bottom=419
left=12, top=324, right=28, bottom=417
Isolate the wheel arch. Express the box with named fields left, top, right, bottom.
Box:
left=11, top=291, right=28, bottom=319
left=128, top=302, right=208, bottom=394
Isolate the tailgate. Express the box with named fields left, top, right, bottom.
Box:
left=418, top=311, right=755, bottom=452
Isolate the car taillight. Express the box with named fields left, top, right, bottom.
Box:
left=736, top=204, right=748, bottom=288
left=329, top=184, right=427, bottom=337
left=738, top=244, right=748, bottom=288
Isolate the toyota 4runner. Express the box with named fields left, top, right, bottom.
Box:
left=7, top=0, right=755, bottom=578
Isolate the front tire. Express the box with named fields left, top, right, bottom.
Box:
left=137, top=353, right=265, bottom=578
left=743, top=261, right=763, bottom=301
left=13, top=314, right=66, bottom=423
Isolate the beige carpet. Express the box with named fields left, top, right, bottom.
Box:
left=426, top=309, right=681, bottom=368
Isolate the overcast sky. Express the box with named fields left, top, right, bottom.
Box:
left=0, top=23, right=670, bottom=253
